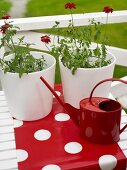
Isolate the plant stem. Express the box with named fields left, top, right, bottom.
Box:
left=104, top=13, right=108, bottom=40
left=70, top=10, right=74, bottom=29
left=10, top=35, right=17, bottom=57
left=45, top=43, right=51, bottom=52
left=101, top=13, right=108, bottom=65
left=70, top=9, right=77, bottom=53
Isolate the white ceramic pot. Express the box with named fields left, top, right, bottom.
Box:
left=59, top=51, right=116, bottom=108
left=0, top=52, right=56, bottom=121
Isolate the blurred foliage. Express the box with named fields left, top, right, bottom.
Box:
left=0, top=0, right=12, bottom=17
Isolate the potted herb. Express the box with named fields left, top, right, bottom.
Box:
left=0, top=15, right=56, bottom=121
left=41, top=3, right=116, bottom=108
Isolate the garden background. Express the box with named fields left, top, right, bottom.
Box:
left=1, top=0, right=127, bottom=81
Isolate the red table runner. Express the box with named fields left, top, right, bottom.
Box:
left=14, top=84, right=127, bottom=170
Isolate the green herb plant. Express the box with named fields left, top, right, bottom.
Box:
left=0, top=15, right=46, bottom=77
left=42, top=3, right=113, bottom=74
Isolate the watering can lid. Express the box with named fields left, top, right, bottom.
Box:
left=80, top=97, right=111, bottom=112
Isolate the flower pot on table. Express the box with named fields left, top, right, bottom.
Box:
left=59, top=51, right=116, bottom=108
left=0, top=52, right=56, bottom=121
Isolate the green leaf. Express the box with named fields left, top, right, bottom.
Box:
left=94, top=30, right=101, bottom=41
left=3, top=51, right=11, bottom=57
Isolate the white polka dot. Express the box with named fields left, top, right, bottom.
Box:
left=42, top=164, right=61, bottom=170
left=16, top=149, right=28, bottom=162
left=34, top=129, right=51, bottom=141
left=55, top=113, right=70, bottom=121
left=64, top=142, right=82, bottom=154
left=99, top=155, right=117, bottom=170
left=53, top=91, right=61, bottom=98
left=13, top=119, right=23, bottom=128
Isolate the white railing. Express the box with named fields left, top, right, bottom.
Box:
left=0, top=10, right=127, bottom=30
left=0, top=10, right=127, bottom=97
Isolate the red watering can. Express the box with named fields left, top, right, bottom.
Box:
left=40, top=77, right=127, bottom=145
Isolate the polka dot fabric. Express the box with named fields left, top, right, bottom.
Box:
left=14, top=84, right=126, bottom=170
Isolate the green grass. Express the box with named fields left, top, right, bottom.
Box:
left=0, top=0, right=12, bottom=17
left=114, top=65, right=127, bottom=78
left=103, top=23, right=127, bottom=49
left=26, top=0, right=127, bottom=17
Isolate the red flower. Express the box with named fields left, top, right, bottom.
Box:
left=65, top=2, right=76, bottom=9
left=103, top=6, right=113, bottom=13
left=2, top=15, right=11, bottom=20
left=41, top=35, right=51, bottom=44
left=1, top=23, right=10, bottom=34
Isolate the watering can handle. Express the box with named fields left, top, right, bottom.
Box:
left=89, top=78, right=127, bottom=134
left=89, top=78, right=127, bottom=102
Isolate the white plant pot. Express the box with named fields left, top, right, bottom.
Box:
left=0, top=52, right=56, bottom=121
left=59, top=51, right=116, bottom=108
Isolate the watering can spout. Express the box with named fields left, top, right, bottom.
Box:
left=40, top=76, right=81, bottom=127
left=63, top=103, right=81, bottom=127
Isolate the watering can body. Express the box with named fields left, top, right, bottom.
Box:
left=40, top=77, right=127, bottom=145
left=79, top=97, right=121, bottom=144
